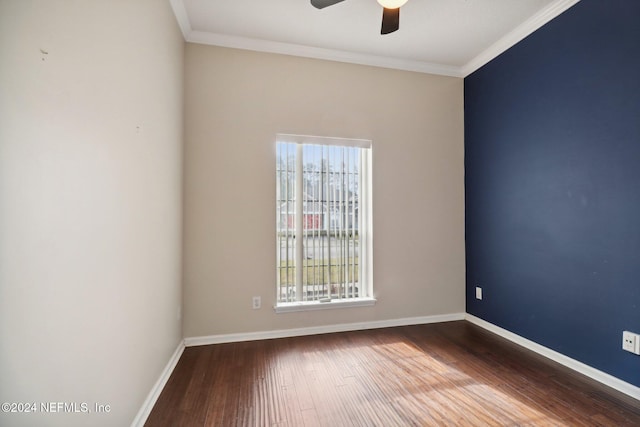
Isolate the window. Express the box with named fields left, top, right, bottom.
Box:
left=275, top=134, right=374, bottom=312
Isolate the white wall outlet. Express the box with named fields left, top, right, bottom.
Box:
left=252, top=296, right=261, bottom=310
left=475, top=286, right=483, bottom=300
left=622, top=331, right=640, bottom=355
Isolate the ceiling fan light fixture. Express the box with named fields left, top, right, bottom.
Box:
left=376, top=0, right=408, bottom=9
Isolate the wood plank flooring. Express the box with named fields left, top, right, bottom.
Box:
left=145, top=321, right=640, bottom=426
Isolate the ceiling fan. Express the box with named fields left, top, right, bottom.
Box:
left=311, top=0, right=408, bottom=35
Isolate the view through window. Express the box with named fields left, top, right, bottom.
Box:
left=276, top=134, right=372, bottom=307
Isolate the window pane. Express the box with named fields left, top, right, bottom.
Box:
left=276, top=137, right=369, bottom=304
left=276, top=143, right=297, bottom=302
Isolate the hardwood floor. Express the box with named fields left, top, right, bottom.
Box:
left=145, top=321, right=640, bottom=426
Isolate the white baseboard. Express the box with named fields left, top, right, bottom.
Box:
left=184, top=312, right=465, bottom=347
left=130, top=340, right=186, bottom=427
left=466, top=314, right=640, bottom=401
left=131, top=312, right=638, bottom=426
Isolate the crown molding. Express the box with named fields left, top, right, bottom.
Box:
left=170, top=0, right=580, bottom=78
left=461, top=0, right=581, bottom=76
left=169, top=0, right=191, bottom=39
left=186, top=30, right=463, bottom=77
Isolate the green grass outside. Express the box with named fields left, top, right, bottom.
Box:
left=278, top=258, right=359, bottom=286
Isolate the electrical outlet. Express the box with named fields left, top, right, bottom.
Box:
left=252, top=296, right=261, bottom=310
left=622, top=331, right=640, bottom=355
left=475, top=286, right=482, bottom=300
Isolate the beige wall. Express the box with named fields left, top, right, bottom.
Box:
left=183, top=44, right=465, bottom=338
left=0, top=1, right=183, bottom=426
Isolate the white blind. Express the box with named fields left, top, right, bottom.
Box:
left=276, top=136, right=371, bottom=303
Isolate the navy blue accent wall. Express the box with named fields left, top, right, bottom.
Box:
left=465, top=0, right=640, bottom=387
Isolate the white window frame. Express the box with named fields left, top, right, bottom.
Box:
left=275, top=134, right=375, bottom=313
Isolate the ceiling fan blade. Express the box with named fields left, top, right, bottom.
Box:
left=310, top=0, right=345, bottom=9
left=381, top=7, right=400, bottom=34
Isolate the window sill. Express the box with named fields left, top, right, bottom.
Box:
left=274, top=297, right=376, bottom=314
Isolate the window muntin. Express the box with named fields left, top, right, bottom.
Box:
left=276, top=134, right=372, bottom=307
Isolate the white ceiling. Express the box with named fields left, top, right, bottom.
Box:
left=170, top=0, right=580, bottom=77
